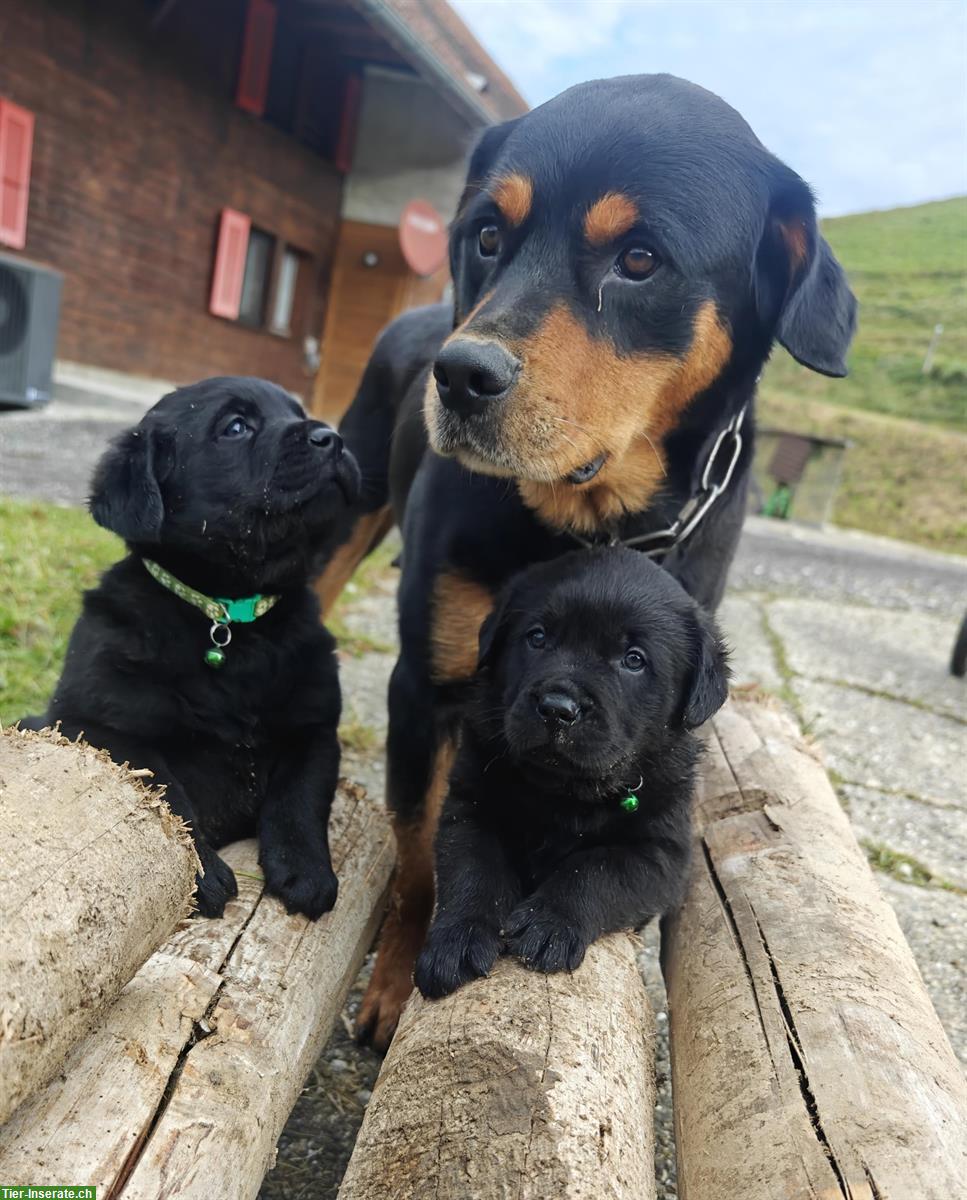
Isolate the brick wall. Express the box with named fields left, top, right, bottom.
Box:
left=0, top=0, right=344, bottom=397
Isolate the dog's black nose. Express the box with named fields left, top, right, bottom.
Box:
left=433, top=339, right=520, bottom=418
left=308, top=424, right=342, bottom=454
left=536, top=691, right=582, bottom=726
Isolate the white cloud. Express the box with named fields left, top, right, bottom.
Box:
left=452, top=0, right=967, bottom=214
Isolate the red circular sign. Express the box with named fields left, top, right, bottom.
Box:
left=399, top=199, right=448, bottom=277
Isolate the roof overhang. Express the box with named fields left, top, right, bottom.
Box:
left=344, top=0, right=514, bottom=128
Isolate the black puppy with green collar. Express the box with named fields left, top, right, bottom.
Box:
left=415, top=547, right=729, bottom=998
left=21, top=377, right=360, bottom=918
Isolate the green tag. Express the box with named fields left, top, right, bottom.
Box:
left=620, top=794, right=639, bottom=813
left=217, top=595, right=263, bottom=623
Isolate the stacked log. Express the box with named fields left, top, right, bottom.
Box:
left=0, top=727, right=198, bottom=1124
left=338, top=932, right=657, bottom=1200
left=663, top=698, right=967, bottom=1199
left=0, top=776, right=395, bottom=1200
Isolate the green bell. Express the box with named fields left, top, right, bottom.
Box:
left=620, top=794, right=639, bottom=814
left=204, top=647, right=226, bottom=669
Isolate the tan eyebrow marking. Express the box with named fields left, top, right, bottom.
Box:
left=584, top=192, right=639, bottom=246
left=491, top=173, right=534, bottom=227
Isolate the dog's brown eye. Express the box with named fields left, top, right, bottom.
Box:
left=622, top=648, right=646, bottom=672
left=526, top=626, right=546, bottom=649
left=223, top=416, right=251, bottom=439
left=617, top=246, right=659, bottom=280
left=478, top=225, right=501, bottom=258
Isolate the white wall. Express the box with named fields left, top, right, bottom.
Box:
left=342, top=66, right=476, bottom=228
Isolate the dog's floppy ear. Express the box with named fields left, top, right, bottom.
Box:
left=476, top=592, right=511, bottom=672
left=755, top=170, right=857, bottom=378
left=450, top=119, right=520, bottom=324
left=680, top=605, right=730, bottom=730
left=89, top=425, right=165, bottom=543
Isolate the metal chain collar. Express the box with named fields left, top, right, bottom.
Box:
left=570, top=403, right=748, bottom=558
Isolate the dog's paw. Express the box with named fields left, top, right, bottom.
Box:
left=356, top=965, right=413, bottom=1051
left=504, top=899, right=589, bottom=973
left=414, top=919, right=502, bottom=1000
left=195, top=846, right=238, bottom=918
left=260, top=843, right=339, bottom=920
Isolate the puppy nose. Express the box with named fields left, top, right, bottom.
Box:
left=308, top=424, right=342, bottom=455
left=433, top=339, right=520, bottom=418
left=535, top=691, right=582, bottom=726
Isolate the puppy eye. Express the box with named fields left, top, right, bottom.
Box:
left=222, top=416, right=251, bottom=439
left=622, top=648, right=647, bottom=672
left=478, top=225, right=501, bottom=258
left=526, top=626, right=546, bottom=649
left=616, top=246, right=659, bottom=281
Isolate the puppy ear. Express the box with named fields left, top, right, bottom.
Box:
left=450, top=119, right=520, bottom=325
left=755, top=171, right=857, bottom=378
left=89, top=426, right=165, bottom=543
left=476, top=596, right=508, bottom=671
left=680, top=606, right=730, bottom=730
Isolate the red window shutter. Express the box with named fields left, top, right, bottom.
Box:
left=209, top=208, right=251, bottom=319
left=235, top=0, right=277, bottom=117
left=0, top=99, right=35, bottom=250
left=335, top=75, right=362, bottom=174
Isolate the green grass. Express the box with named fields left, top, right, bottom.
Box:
left=339, top=538, right=398, bottom=596
left=861, top=838, right=965, bottom=895
left=0, top=498, right=120, bottom=724
left=756, top=197, right=967, bottom=555
left=756, top=392, right=967, bottom=554
left=0, top=493, right=398, bottom=726
left=327, top=538, right=398, bottom=656
left=337, top=716, right=380, bottom=755
left=760, top=197, right=967, bottom=430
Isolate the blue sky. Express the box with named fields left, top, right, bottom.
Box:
left=452, top=0, right=967, bottom=216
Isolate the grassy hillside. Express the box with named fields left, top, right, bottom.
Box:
left=757, top=197, right=966, bottom=553
left=760, top=197, right=967, bottom=428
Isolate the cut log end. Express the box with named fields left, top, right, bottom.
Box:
left=0, top=726, right=199, bottom=1125
left=0, top=776, right=395, bottom=1200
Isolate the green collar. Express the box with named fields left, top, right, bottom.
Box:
left=142, top=558, right=279, bottom=626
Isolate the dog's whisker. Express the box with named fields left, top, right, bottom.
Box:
left=550, top=414, right=595, bottom=438
left=638, top=429, right=667, bottom=477
left=482, top=750, right=508, bottom=774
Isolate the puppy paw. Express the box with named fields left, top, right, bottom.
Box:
left=260, top=843, right=339, bottom=920
left=195, top=846, right=238, bottom=918
left=504, top=899, right=588, bottom=973
left=414, top=919, right=502, bottom=999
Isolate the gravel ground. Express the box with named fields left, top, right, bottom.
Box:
left=2, top=396, right=963, bottom=1198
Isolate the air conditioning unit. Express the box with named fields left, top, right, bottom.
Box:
left=0, top=251, right=63, bottom=408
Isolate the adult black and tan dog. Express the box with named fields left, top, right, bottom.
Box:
left=318, top=73, right=857, bottom=1048
left=414, top=548, right=728, bottom=999
left=22, top=377, right=360, bottom=919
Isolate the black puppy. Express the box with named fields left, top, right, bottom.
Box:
left=414, top=547, right=728, bottom=998
left=22, top=377, right=360, bottom=919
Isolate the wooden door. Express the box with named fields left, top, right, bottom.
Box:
left=312, top=219, right=447, bottom=422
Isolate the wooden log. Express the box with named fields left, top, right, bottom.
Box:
left=663, top=697, right=967, bottom=1200
left=338, top=932, right=657, bottom=1200
left=0, top=778, right=395, bottom=1198
left=0, top=726, right=198, bottom=1125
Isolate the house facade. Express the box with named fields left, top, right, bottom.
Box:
left=0, top=0, right=526, bottom=415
